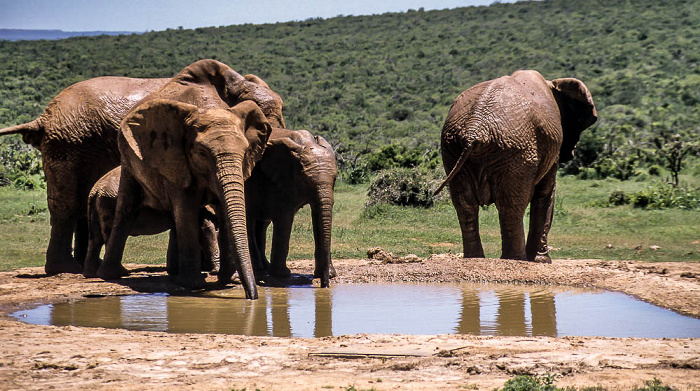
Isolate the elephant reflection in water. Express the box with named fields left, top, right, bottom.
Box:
left=160, top=288, right=332, bottom=336
left=457, top=289, right=557, bottom=336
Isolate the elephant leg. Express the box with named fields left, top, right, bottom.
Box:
left=172, top=198, right=206, bottom=289
left=43, top=162, right=82, bottom=275
left=495, top=194, right=529, bottom=261
left=269, top=217, right=293, bottom=279
left=166, top=229, right=179, bottom=276
left=73, top=216, right=89, bottom=268
left=255, top=220, right=271, bottom=270
left=448, top=181, right=484, bottom=258
left=98, top=173, right=139, bottom=280
left=83, top=215, right=106, bottom=278
left=526, top=165, right=557, bottom=263
left=247, top=218, right=269, bottom=277
left=200, top=217, right=219, bottom=273
left=45, top=216, right=82, bottom=275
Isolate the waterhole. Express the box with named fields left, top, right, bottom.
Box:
left=11, top=283, right=700, bottom=338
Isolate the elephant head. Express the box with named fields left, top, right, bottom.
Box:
left=173, top=59, right=286, bottom=129
left=550, top=78, right=597, bottom=163
left=119, top=98, right=272, bottom=299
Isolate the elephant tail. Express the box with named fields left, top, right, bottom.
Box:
left=434, top=146, right=472, bottom=196
left=0, top=119, right=43, bottom=147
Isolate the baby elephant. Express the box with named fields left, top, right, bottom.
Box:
left=83, top=167, right=220, bottom=278
left=245, top=128, right=337, bottom=287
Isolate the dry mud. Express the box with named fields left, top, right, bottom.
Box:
left=0, top=255, right=698, bottom=390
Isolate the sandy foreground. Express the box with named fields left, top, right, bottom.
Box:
left=0, top=254, right=698, bottom=390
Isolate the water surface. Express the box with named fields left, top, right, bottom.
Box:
left=11, top=283, right=700, bottom=338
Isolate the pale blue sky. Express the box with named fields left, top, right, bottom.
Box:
left=0, top=0, right=516, bottom=32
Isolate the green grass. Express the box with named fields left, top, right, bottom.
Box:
left=1, top=175, right=699, bottom=271
left=497, top=375, right=676, bottom=391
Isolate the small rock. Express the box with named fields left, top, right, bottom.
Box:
left=605, top=244, right=614, bottom=249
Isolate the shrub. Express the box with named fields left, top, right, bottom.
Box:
left=633, top=378, right=676, bottom=391
left=499, top=374, right=558, bottom=391
left=648, top=165, right=662, bottom=176
left=0, top=136, right=45, bottom=190
left=630, top=182, right=700, bottom=209
left=365, top=168, right=442, bottom=208
left=608, top=190, right=630, bottom=206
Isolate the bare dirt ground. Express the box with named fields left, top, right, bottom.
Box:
left=0, top=254, right=698, bottom=390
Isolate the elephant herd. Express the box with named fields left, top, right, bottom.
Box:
left=0, top=59, right=597, bottom=300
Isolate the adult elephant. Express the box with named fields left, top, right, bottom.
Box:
left=101, top=98, right=270, bottom=299
left=245, top=128, right=337, bottom=287
left=435, top=70, right=597, bottom=263
left=0, top=59, right=284, bottom=276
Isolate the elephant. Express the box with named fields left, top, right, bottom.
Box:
left=84, top=166, right=220, bottom=278
left=0, top=59, right=284, bottom=276
left=435, top=70, right=597, bottom=263
left=100, top=97, right=271, bottom=299
left=245, top=128, right=337, bottom=287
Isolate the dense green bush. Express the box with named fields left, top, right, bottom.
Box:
left=365, top=168, right=442, bottom=208
left=498, top=374, right=559, bottom=391
left=630, top=182, right=700, bottom=210
left=1, top=0, right=700, bottom=185
left=608, top=189, right=630, bottom=206
left=0, top=136, right=44, bottom=189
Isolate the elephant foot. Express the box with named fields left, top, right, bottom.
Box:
left=270, top=264, right=291, bottom=279
left=532, top=253, right=552, bottom=264
left=45, top=259, right=83, bottom=276
left=314, top=263, right=337, bottom=279
left=96, top=263, right=129, bottom=280
left=82, top=260, right=102, bottom=278
left=175, top=273, right=207, bottom=290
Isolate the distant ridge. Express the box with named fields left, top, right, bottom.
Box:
left=0, top=29, right=137, bottom=41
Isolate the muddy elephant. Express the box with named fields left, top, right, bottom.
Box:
left=101, top=96, right=271, bottom=299
left=245, top=128, right=337, bottom=287
left=0, top=59, right=284, bottom=276
left=84, top=166, right=220, bottom=278
left=435, top=70, right=597, bottom=263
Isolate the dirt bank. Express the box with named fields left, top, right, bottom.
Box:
left=0, top=255, right=698, bottom=390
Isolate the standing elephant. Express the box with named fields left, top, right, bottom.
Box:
left=0, top=59, right=284, bottom=276
left=84, top=166, right=220, bottom=278
left=101, top=98, right=271, bottom=299
left=245, top=128, right=337, bottom=287
left=435, top=70, right=597, bottom=263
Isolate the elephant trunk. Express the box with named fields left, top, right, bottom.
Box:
left=311, top=189, right=334, bottom=288
left=217, top=155, right=259, bottom=300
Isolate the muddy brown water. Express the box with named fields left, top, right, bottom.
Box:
left=11, top=283, right=700, bottom=338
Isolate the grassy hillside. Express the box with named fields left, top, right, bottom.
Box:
left=1, top=0, right=699, bottom=181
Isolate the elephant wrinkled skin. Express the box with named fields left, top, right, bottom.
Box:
left=0, top=59, right=284, bottom=276
left=245, top=128, right=338, bottom=287
left=437, top=70, right=597, bottom=263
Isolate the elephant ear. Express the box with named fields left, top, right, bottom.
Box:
left=121, top=99, right=199, bottom=187
left=551, top=78, right=598, bottom=163
left=257, top=131, right=305, bottom=197
left=227, top=100, right=273, bottom=179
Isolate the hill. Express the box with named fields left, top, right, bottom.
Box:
left=0, top=29, right=136, bottom=41
left=0, top=0, right=698, bottom=182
